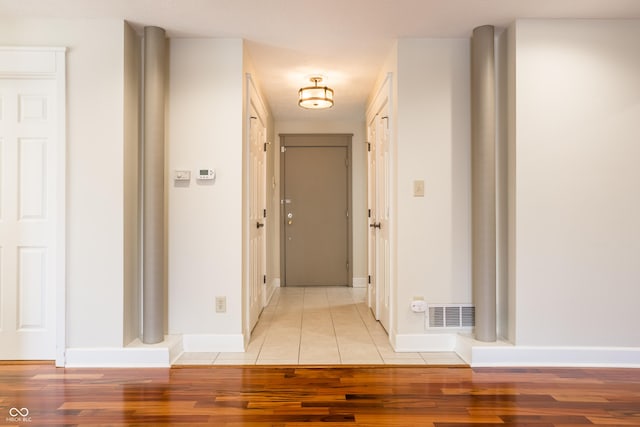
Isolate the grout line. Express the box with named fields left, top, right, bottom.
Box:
left=295, top=288, right=305, bottom=364
left=327, top=288, right=343, bottom=364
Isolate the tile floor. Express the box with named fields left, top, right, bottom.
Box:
left=174, top=286, right=467, bottom=366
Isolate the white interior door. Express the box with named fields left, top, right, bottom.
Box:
left=0, top=78, right=58, bottom=359
left=376, top=105, right=391, bottom=333
left=367, top=117, right=378, bottom=318
left=248, top=104, right=266, bottom=332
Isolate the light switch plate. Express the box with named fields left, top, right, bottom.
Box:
left=174, top=170, right=191, bottom=181
left=413, top=180, right=425, bottom=197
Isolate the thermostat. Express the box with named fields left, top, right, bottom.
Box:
left=197, top=169, right=215, bottom=180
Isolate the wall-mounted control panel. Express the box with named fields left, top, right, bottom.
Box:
left=174, top=170, right=191, bottom=181
left=197, top=169, right=216, bottom=180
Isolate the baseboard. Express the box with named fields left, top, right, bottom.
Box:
left=352, top=277, right=368, bottom=288
left=456, top=334, right=640, bottom=368
left=64, top=335, right=183, bottom=367
left=393, top=333, right=457, bottom=352
left=182, top=334, right=245, bottom=352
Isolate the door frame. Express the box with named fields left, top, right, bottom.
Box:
left=279, top=134, right=353, bottom=287
left=0, top=47, right=67, bottom=365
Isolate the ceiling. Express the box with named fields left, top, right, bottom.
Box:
left=2, top=0, right=640, bottom=121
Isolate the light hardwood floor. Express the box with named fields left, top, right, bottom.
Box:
left=174, top=286, right=466, bottom=366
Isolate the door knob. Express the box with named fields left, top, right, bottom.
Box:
left=256, top=222, right=265, bottom=229
left=369, top=222, right=381, bottom=229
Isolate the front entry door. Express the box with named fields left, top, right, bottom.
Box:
left=281, top=135, right=351, bottom=286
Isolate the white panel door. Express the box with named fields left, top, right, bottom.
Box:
left=367, top=116, right=378, bottom=318
left=0, top=78, right=57, bottom=359
left=248, top=105, right=266, bottom=332
left=376, top=105, right=391, bottom=333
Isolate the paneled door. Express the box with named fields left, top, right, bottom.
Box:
left=367, top=95, right=391, bottom=333
left=248, top=103, right=266, bottom=332
left=376, top=104, right=391, bottom=333
left=0, top=78, right=58, bottom=359
left=367, top=117, right=378, bottom=317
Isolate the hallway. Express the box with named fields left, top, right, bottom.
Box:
left=175, top=287, right=466, bottom=365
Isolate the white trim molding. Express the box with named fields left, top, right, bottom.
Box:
left=456, top=334, right=640, bottom=368
left=64, top=335, right=183, bottom=368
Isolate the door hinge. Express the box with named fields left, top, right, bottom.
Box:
left=368, top=209, right=371, bottom=218
left=346, top=261, right=349, bottom=271
left=263, top=209, right=267, bottom=218
left=346, top=210, right=349, bottom=218
left=382, top=116, right=389, bottom=129
left=367, top=142, right=371, bottom=152
left=263, top=275, right=266, bottom=284
left=345, top=158, right=349, bottom=167
left=263, top=142, right=267, bottom=152
left=281, top=146, right=286, bottom=153
left=368, top=275, right=371, bottom=284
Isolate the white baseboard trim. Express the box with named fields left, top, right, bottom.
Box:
left=393, top=333, right=457, bottom=352
left=470, top=345, right=640, bottom=368
left=182, top=334, right=245, bottom=352
left=352, top=277, right=368, bottom=288
left=64, top=335, right=183, bottom=367
left=456, top=334, right=640, bottom=367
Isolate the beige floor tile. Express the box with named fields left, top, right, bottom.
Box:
left=420, top=352, right=467, bottom=365
left=175, top=352, right=218, bottom=364
left=216, top=351, right=259, bottom=361
left=257, top=343, right=299, bottom=360
left=174, top=287, right=470, bottom=367
left=213, top=359, right=256, bottom=365
left=340, top=357, right=384, bottom=364
left=382, top=357, right=427, bottom=365
left=299, top=345, right=341, bottom=364
left=173, top=359, right=214, bottom=365
left=255, top=359, right=299, bottom=365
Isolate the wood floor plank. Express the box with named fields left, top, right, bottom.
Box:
left=0, top=364, right=639, bottom=426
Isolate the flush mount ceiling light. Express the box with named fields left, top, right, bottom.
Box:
left=298, top=76, right=334, bottom=109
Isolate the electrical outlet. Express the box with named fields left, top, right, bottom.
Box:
left=215, top=296, right=226, bottom=313
left=410, top=299, right=427, bottom=313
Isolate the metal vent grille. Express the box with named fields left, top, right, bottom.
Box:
left=428, top=304, right=475, bottom=329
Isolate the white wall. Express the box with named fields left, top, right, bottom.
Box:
left=272, top=120, right=368, bottom=284
left=511, top=19, right=640, bottom=347
left=0, top=18, right=129, bottom=348
left=167, top=38, right=245, bottom=337
left=394, top=39, right=472, bottom=335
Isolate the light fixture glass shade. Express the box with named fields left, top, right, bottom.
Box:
left=298, top=77, right=334, bottom=109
